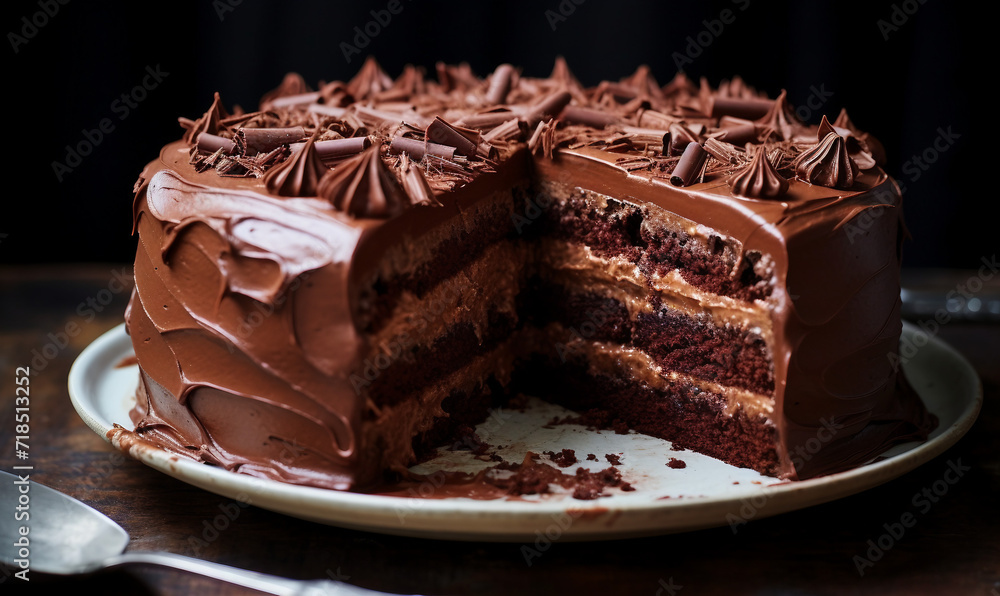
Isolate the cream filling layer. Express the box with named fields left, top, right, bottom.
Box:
left=546, top=326, right=775, bottom=419
left=536, top=238, right=775, bottom=349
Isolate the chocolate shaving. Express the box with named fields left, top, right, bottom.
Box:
left=482, top=118, right=529, bottom=144
left=668, top=122, right=702, bottom=155
left=291, top=137, right=371, bottom=162
left=238, top=127, right=307, bottom=155
left=559, top=105, right=619, bottom=128
left=425, top=117, right=479, bottom=157
left=196, top=133, right=236, bottom=155
left=485, top=63, right=516, bottom=105
left=346, top=56, right=394, bottom=101
left=710, top=96, right=774, bottom=120
left=456, top=110, right=517, bottom=130
left=525, top=91, right=572, bottom=127
left=267, top=91, right=322, bottom=110
left=716, top=121, right=758, bottom=146
left=182, top=92, right=229, bottom=144
left=703, top=137, right=742, bottom=165
left=635, top=109, right=678, bottom=130
left=755, top=90, right=799, bottom=141
left=398, top=154, right=441, bottom=207
left=389, top=135, right=457, bottom=161
left=670, top=142, right=708, bottom=187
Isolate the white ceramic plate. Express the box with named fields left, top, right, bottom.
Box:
left=68, top=322, right=981, bottom=542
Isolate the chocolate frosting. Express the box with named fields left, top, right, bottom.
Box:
left=126, top=61, right=935, bottom=491
left=730, top=147, right=789, bottom=199
left=317, top=145, right=408, bottom=218
left=794, top=132, right=860, bottom=190
left=263, top=132, right=328, bottom=197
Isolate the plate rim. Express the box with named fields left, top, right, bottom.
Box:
left=67, top=321, right=983, bottom=541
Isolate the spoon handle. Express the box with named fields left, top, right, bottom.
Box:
left=109, top=551, right=395, bottom=595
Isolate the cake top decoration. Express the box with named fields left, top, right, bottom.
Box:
left=731, top=146, right=790, bottom=199
left=175, top=58, right=889, bottom=211
left=317, top=144, right=409, bottom=218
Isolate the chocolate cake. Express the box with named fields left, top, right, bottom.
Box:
left=124, top=58, right=936, bottom=491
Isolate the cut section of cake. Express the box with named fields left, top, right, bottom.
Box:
left=123, top=59, right=936, bottom=491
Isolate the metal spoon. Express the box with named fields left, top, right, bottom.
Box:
left=0, top=470, right=403, bottom=595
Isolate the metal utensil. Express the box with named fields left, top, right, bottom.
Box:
left=0, top=471, right=402, bottom=595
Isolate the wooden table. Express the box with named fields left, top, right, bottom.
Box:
left=2, top=265, right=998, bottom=595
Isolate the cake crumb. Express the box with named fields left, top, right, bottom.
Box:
left=667, top=458, right=686, bottom=469
left=586, top=453, right=597, bottom=461
left=543, top=449, right=578, bottom=467
left=605, top=453, right=622, bottom=466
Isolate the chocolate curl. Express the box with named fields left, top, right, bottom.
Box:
left=755, top=90, right=798, bottom=141
left=290, top=137, right=371, bottom=162
left=267, top=91, right=322, bottom=109
left=425, top=117, right=479, bottom=157
left=559, top=106, right=619, bottom=128
left=317, top=145, right=409, bottom=218
left=703, top=137, right=741, bottom=165
left=319, top=81, right=353, bottom=107
left=238, top=127, right=307, bottom=155
left=263, top=131, right=328, bottom=197
left=260, top=72, right=312, bottom=108
left=308, top=104, right=347, bottom=119
left=670, top=142, right=708, bottom=187
left=528, top=120, right=558, bottom=157
left=621, top=64, right=664, bottom=101
left=389, top=136, right=457, bottom=161
left=524, top=91, right=572, bottom=126
left=636, top=109, right=678, bottom=130
left=710, top=96, right=774, bottom=120
left=598, top=81, right=638, bottom=102
left=620, top=126, right=672, bottom=146
left=668, top=123, right=702, bottom=155
left=399, top=154, right=441, bottom=207
left=183, top=92, right=229, bottom=144
left=435, top=62, right=453, bottom=92
left=482, top=118, right=529, bottom=143
left=456, top=110, right=516, bottom=130
left=662, top=71, right=698, bottom=99
left=485, top=64, right=516, bottom=105
left=196, top=133, right=236, bottom=155
left=716, top=121, right=758, bottom=146
left=347, top=56, right=394, bottom=100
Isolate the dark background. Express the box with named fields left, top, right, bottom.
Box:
left=2, top=0, right=983, bottom=269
